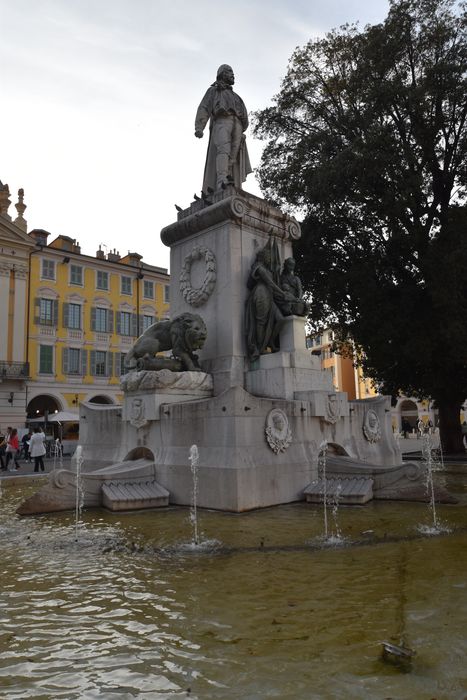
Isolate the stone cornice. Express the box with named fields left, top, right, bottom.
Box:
left=160, top=189, right=301, bottom=246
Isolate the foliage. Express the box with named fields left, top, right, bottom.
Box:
left=253, top=0, right=467, bottom=450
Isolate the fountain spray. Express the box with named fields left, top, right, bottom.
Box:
left=189, top=444, right=200, bottom=546
left=73, top=445, right=84, bottom=542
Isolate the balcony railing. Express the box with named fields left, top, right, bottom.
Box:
left=0, top=361, right=30, bottom=379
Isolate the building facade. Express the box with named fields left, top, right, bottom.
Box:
left=0, top=183, right=34, bottom=428
left=0, top=177, right=170, bottom=439
left=27, top=230, right=170, bottom=423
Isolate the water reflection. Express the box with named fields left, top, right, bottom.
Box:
left=0, top=472, right=466, bottom=698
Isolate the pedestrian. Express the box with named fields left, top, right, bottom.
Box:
left=21, top=430, right=32, bottom=462
left=5, top=428, right=21, bottom=470
left=29, top=427, right=46, bottom=472
left=0, top=428, right=6, bottom=470
left=401, top=418, right=410, bottom=438
left=417, top=418, right=424, bottom=438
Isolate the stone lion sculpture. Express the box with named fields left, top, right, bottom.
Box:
left=124, top=313, right=207, bottom=372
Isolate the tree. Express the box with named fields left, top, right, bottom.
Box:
left=253, top=0, right=467, bottom=453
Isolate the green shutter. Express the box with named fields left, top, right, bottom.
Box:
left=107, top=310, right=114, bottom=333
left=131, top=313, right=138, bottom=337
left=116, top=311, right=121, bottom=335
left=114, top=352, right=121, bottom=377
left=63, top=302, right=69, bottom=328
left=90, top=350, right=96, bottom=375
left=62, top=347, right=69, bottom=374
left=106, top=352, right=113, bottom=377
left=81, top=349, right=87, bottom=376
left=90, top=307, right=96, bottom=331
left=53, top=299, right=59, bottom=326
left=34, top=297, right=41, bottom=325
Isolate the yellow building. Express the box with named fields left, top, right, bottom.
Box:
left=307, top=329, right=357, bottom=400
left=26, top=230, right=170, bottom=430
left=0, top=183, right=34, bottom=429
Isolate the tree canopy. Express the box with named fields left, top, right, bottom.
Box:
left=253, top=0, right=467, bottom=452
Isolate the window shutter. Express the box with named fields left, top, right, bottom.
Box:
left=107, top=310, right=114, bottom=333
left=114, top=352, right=121, bottom=377
left=90, top=350, right=96, bottom=376
left=53, top=299, right=59, bottom=326
left=116, top=311, right=121, bottom=335
left=63, top=302, right=69, bottom=328
left=91, top=307, right=96, bottom=331
left=81, top=349, right=87, bottom=376
left=106, top=352, right=113, bottom=377
left=34, top=297, right=41, bottom=324
left=138, top=314, right=144, bottom=336
left=131, top=313, right=138, bottom=337
left=62, top=347, right=69, bottom=374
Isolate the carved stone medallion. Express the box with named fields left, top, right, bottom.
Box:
left=179, top=246, right=216, bottom=307
left=363, top=409, right=381, bottom=443
left=323, top=394, right=340, bottom=424
left=130, top=398, right=148, bottom=429
left=265, top=408, right=292, bottom=454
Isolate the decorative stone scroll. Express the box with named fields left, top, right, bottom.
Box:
left=363, top=409, right=382, bottom=443
left=265, top=408, right=292, bottom=454
left=179, top=246, right=217, bottom=307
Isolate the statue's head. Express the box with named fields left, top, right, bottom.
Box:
left=217, top=64, right=234, bottom=85
left=284, top=257, right=296, bottom=272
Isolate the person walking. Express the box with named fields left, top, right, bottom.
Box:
left=0, top=428, right=6, bottom=470
left=5, top=428, right=21, bottom=470
left=29, top=427, right=46, bottom=472
left=21, top=430, right=32, bottom=462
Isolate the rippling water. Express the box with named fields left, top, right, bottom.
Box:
left=1, top=471, right=467, bottom=699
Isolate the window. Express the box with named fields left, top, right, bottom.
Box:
left=121, top=276, right=132, bottom=295
left=62, top=347, right=86, bottom=375
left=70, top=264, right=83, bottom=285
left=90, top=350, right=112, bottom=377
left=39, top=345, right=53, bottom=374
left=95, top=350, right=107, bottom=376
left=96, top=270, right=109, bottom=290
left=63, top=302, right=81, bottom=329
left=143, top=314, right=155, bottom=331
left=94, top=307, right=110, bottom=333
left=120, top=311, right=131, bottom=336
left=41, top=259, right=55, bottom=280
left=37, top=298, right=58, bottom=326
left=143, top=280, right=154, bottom=299
left=164, top=284, right=170, bottom=303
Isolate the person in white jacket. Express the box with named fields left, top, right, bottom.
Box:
left=29, top=427, right=46, bottom=472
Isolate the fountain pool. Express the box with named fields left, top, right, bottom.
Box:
left=1, top=469, right=467, bottom=699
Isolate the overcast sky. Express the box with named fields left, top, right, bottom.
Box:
left=1, top=0, right=389, bottom=270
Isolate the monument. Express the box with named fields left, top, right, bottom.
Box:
left=18, top=65, right=451, bottom=516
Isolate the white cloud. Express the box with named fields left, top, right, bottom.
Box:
left=0, top=0, right=389, bottom=270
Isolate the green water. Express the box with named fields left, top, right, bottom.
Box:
left=1, top=471, right=467, bottom=699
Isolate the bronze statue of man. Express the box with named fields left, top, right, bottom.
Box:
left=195, top=64, right=252, bottom=192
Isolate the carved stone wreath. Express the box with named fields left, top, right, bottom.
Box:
left=363, top=409, right=382, bottom=443
left=265, top=408, right=292, bottom=454
left=179, top=246, right=217, bottom=307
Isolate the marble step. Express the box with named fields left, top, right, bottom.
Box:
left=102, top=479, right=170, bottom=511
left=304, top=476, right=374, bottom=505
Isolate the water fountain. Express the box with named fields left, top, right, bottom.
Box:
left=73, top=445, right=84, bottom=541
left=16, top=64, right=455, bottom=519
left=188, top=444, right=200, bottom=546
left=418, top=433, right=449, bottom=535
